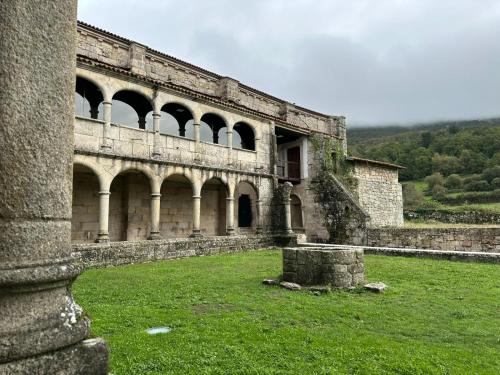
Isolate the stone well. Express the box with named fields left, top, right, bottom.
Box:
left=283, top=247, right=364, bottom=288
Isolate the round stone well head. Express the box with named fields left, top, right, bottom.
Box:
left=282, top=247, right=364, bottom=289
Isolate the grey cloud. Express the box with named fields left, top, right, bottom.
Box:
left=78, top=0, right=500, bottom=125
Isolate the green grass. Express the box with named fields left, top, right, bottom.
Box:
left=73, top=250, right=500, bottom=375
left=404, top=221, right=500, bottom=228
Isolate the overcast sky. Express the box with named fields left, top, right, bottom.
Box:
left=78, top=0, right=500, bottom=126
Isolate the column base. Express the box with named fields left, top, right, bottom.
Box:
left=95, top=234, right=109, bottom=243
left=148, top=232, right=162, bottom=240
left=0, top=338, right=108, bottom=375
left=189, top=230, right=202, bottom=238
left=256, top=227, right=263, bottom=234
left=226, top=228, right=236, bottom=236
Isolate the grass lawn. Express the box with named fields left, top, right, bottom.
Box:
left=73, top=250, right=500, bottom=374
left=404, top=221, right=500, bottom=228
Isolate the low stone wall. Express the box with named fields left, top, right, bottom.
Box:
left=367, top=228, right=500, bottom=253
left=404, top=210, right=500, bottom=224
left=283, top=247, right=364, bottom=288
left=72, top=234, right=294, bottom=269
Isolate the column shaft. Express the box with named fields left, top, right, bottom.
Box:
left=284, top=197, right=293, bottom=234
left=102, top=100, right=112, bottom=150
left=152, top=112, right=161, bottom=156
left=256, top=199, right=263, bottom=233
left=190, top=195, right=202, bottom=237
left=226, top=197, right=235, bottom=235
left=96, top=191, right=110, bottom=243
left=148, top=193, right=162, bottom=240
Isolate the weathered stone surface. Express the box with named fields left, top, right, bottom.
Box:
left=364, top=282, right=388, bottom=293
left=280, top=281, right=302, bottom=291
left=283, top=247, right=364, bottom=289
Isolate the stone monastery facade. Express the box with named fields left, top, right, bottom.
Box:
left=72, top=21, right=404, bottom=245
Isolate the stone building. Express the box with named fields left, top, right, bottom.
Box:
left=72, top=21, right=404, bottom=246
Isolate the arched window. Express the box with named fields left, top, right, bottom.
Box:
left=159, top=103, right=194, bottom=137
left=111, top=90, right=152, bottom=129
left=75, top=77, right=103, bottom=120
left=200, top=113, right=227, bottom=145
left=233, top=122, right=255, bottom=150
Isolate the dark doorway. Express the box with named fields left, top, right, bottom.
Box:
left=238, top=194, right=252, bottom=227
left=287, top=146, right=301, bottom=180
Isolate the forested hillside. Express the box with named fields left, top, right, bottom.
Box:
left=348, top=118, right=500, bottom=181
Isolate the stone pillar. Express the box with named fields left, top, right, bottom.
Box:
left=152, top=111, right=161, bottom=157
left=148, top=192, right=162, bottom=240
left=226, top=197, right=235, bottom=235
left=191, top=195, right=202, bottom=237
left=90, top=104, right=99, bottom=120
left=283, top=182, right=293, bottom=234
left=227, top=129, right=233, bottom=165
left=194, top=121, right=201, bottom=144
left=96, top=190, right=110, bottom=243
left=256, top=198, right=263, bottom=234
left=0, top=1, right=108, bottom=373
left=101, top=100, right=113, bottom=150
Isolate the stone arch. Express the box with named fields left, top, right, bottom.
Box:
left=291, top=193, right=304, bottom=229
left=160, top=173, right=196, bottom=238
left=73, top=157, right=107, bottom=190
left=111, top=89, right=154, bottom=129
left=234, top=180, right=258, bottom=232
left=71, top=163, right=101, bottom=243
left=233, top=121, right=256, bottom=151
left=108, top=168, right=152, bottom=241
left=158, top=102, right=195, bottom=138
left=75, top=76, right=104, bottom=120
left=112, top=163, right=157, bottom=191
left=200, top=112, right=228, bottom=145
left=200, top=176, right=229, bottom=235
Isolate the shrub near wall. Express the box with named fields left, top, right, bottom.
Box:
left=367, top=227, right=500, bottom=252
left=404, top=209, right=500, bottom=224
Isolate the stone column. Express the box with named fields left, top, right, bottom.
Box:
left=194, top=121, right=201, bottom=144
left=152, top=111, right=161, bottom=157
left=96, top=190, right=110, bottom=243
left=0, top=1, right=108, bottom=373
left=190, top=195, right=202, bottom=237
left=256, top=198, right=263, bottom=233
left=148, top=192, right=162, bottom=240
left=226, top=196, right=235, bottom=235
left=90, top=104, right=100, bottom=120
left=227, top=129, right=233, bottom=165
left=283, top=182, right=293, bottom=234
left=101, top=100, right=113, bottom=150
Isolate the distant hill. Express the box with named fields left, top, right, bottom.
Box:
left=347, top=118, right=500, bottom=181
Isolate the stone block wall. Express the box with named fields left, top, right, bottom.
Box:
left=72, top=235, right=282, bottom=269
left=353, top=163, right=403, bottom=228
left=367, top=228, right=500, bottom=252
left=283, top=247, right=364, bottom=288
left=72, top=170, right=100, bottom=242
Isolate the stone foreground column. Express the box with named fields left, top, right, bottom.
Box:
left=96, top=190, right=110, bottom=243
left=0, top=1, right=108, bottom=373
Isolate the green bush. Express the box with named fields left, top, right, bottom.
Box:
left=491, top=178, right=500, bottom=189
left=402, top=183, right=424, bottom=209
left=481, top=166, right=500, bottom=183
left=463, top=174, right=482, bottom=184
left=431, top=185, right=447, bottom=200
left=436, top=189, right=500, bottom=205
left=464, top=180, right=491, bottom=192
left=424, top=172, right=444, bottom=191
left=444, top=174, right=463, bottom=189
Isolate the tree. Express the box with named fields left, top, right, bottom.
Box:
left=492, top=178, right=500, bottom=189
left=459, top=150, right=486, bottom=174
left=425, top=172, right=444, bottom=191
left=444, top=174, right=463, bottom=189
left=431, top=184, right=447, bottom=200
left=464, top=180, right=490, bottom=192
left=402, top=183, right=424, bottom=209
left=481, top=166, right=500, bottom=182
left=432, top=154, right=460, bottom=176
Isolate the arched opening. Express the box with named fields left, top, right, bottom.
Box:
left=235, top=181, right=258, bottom=233
left=200, top=113, right=227, bottom=145
left=160, top=174, right=194, bottom=238
left=109, top=170, right=151, bottom=241
left=111, top=90, right=153, bottom=129
left=72, top=164, right=100, bottom=242
left=160, top=103, right=194, bottom=137
left=233, top=122, right=255, bottom=150
left=201, top=178, right=227, bottom=235
left=291, top=194, right=303, bottom=229
left=75, top=76, right=103, bottom=120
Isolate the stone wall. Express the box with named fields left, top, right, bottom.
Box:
left=367, top=228, right=500, bottom=252
left=72, top=235, right=285, bottom=269
left=353, top=162, right=403, bottom=228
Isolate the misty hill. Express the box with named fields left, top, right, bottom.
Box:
left=347, top=118, right=500, bottom=181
